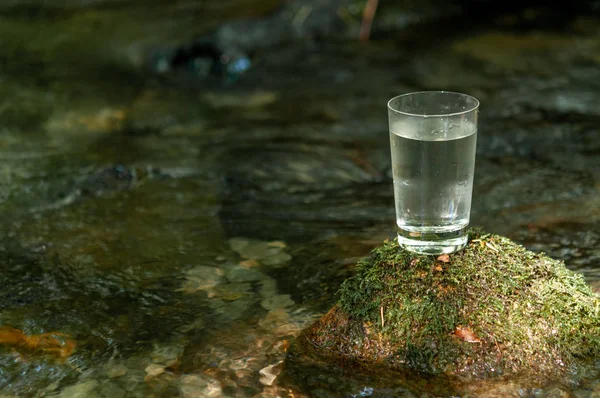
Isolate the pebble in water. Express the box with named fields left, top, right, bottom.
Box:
left=258, top=309, right=290, bottom=330
left=262, top=251, right=292, bottom=267
left=179, top=244, right=289, bottom=329
left=177, top=318, right=205, bottom=333
left=259, top=278, right=278, bottom=298
left=177, top=374, right=222, bottom=398
left=181, top=304, right=318, bottom=396
left=226, top=266, right=268, bottom=283
left=213, top=282, right=252, bottom=300
left=150, top=343, right=184, bottom=366
left=58, top=380, right=99, bottom=398
left=260, top=294, right=294, bottom=311
left=180, top=266, right=226, bottom=294
left=215, top=297, right=255, bottom=322
left=104, top=361, right=128, bottom=378
left=228, top=237, right=292, bottom=268
left=541, top=387, right=575, bottom=398
left=98, top=381, right=126, bottom=398
left=259, top=361, right=284, bottom=386
left=144, top=363, right=166, bottom=379
left=119, top=370, right=146, bottom=393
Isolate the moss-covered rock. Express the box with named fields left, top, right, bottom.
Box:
left=293, top=232, right=600, bottom=380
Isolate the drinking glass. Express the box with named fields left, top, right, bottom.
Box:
left=387, top=91, right=479, bottom=255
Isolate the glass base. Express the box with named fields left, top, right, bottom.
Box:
left=397, top=226, right=468, bottom=255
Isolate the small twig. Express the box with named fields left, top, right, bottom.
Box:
left=474, top=238, right=500, bottom=252
left=380, top=306, right=385, bottom=327
left=360, top=0, right=379, bottom=42
left=489, top=333, right=503, bottom=357
left=486, top=241, right=500, bottom=253
left=494, top=338, right=502, bottom=356
left=471, top=239, right=485, bottom=248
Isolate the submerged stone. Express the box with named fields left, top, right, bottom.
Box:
left=58, top=380, right=99, bottom=398
left=261, top=294, right=295, bottom=311
left=291, top=232, right=600, bottom=382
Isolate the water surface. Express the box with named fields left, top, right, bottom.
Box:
left=0, top=1, right=598, bottom=396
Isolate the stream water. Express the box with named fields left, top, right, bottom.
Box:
left=0, top=1, right=598, bottom=397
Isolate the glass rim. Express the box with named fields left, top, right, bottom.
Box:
left=387, top=91, right=480, bottom=118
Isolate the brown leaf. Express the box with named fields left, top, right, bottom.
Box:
left=434, top=265, right=443, bottom=272
left=437, top=254, right=450, bottom=263
left=453, top=326, right=482, bottom=343
left=410, top=259, right=420, bottom=266
left=0, top=326, right=76, bottom=359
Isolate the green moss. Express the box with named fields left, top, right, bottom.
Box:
left=330, top=231, right=600, bottom=377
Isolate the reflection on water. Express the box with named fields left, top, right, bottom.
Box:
left=0, top=0, right=598, bottom=396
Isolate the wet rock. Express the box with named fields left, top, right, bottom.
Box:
left=177, top=374, right=223, bottom=398
left=58, top=380, right=99, bottom=398
left=260, top=294, right=294, bottom=311
left=104, top=362, right=128, bottom=378
left=213, top=282, right=253, bottom=300
left=262, top=251, right=292, bottom=267
left=238, top=259, right=259, bottom=268
left=177, top=318, right=206, bottom=334
left=98, top=381, right=126, bottom=398
left=178, top=374, right=208, bottom=395
left=80, top=165, right=158, bottom=197
left=274, top=323, right=302, bottom=338
left=144, top=363, right=166, bottom=379
left=258, top=309, right=290, bottom=330
left=259, top=278, right=279, bottom=298
left=229, top=238, right=270, bottom=260
left=212, top=295, right=255, bottom=322
left=259, top=360, right=284, bottom=386
left=229, top=237, right=293, bottom=267
left=226, top=266, right=267, bottom=283
left=472, top=382, right=525, bottom=398
left=290, top=233, right=600, bottom=391
left=150, top=343, right=183, bottom=367
left=541, top=387, right=573, bottom=398
left=228, top=237, right=252, bottom=255
left=120, top=371, right=146, bottom=393
left=181, top=266, right=226, bottom=294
